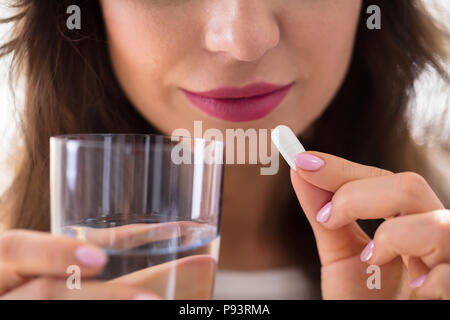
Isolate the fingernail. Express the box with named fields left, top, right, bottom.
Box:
left=133, top=293, right=161, bottom=300
left=360, top=240, right=374, bottom=262
left=75, top=245, right=107, bottom=267
left=316, top=201, right=332, bottom=223
left=295, top=153, right=324, bottom=171
left=410, top=274, right=427, bottom=288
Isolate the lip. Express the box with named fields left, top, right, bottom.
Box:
left=180, top=81, right=295, bottom=122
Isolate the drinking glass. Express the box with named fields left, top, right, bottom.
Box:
left=50, top=134, right=224, bottom=299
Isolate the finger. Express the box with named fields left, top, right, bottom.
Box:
left=294, top=151, right=393, bottom=192
left=69, top=221, right=205, bottom=250
left=110, top=254, right=216, bottom=300
left=405, top=256, right=430, bottom=286
left=363, top=210, right=450, bottom=268
left=0, top=278, right=161, bottom=300
left=0, top=230, right=107, bottom=295
left=413, top=264, right=450, bottom=300
left=320, top=172, right=444, bottom=229
left=274, top=127, right=371, bottom=265
left=290, top=170, right=370, bottom=266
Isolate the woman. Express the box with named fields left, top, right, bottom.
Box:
left=0, top=0, right=449, bottom=299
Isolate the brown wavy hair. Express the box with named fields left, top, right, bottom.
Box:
left=0, top=0, right=449, bottom=247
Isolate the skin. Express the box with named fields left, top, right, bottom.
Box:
left=98, top=0, right=363, bottom=271
left=292, top=153, right=449, bottom=299
left=1, top=0, right=449, bottom=299
left=99, top=0, right=361, bottom=135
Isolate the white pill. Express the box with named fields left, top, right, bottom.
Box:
left=271, top=125, right=305, bottom=170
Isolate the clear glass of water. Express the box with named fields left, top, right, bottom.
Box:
left=50, top=134, right=224, bottom=299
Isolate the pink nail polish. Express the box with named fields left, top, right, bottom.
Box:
left=410, top=274, right=427, bottom=288
left=75, top=245, right=107, bottom=267
left=360, top=241, right=374, bottom=262
left=294, top=153, right=324, bottom=171
left=133, top=293, right=161, bottom=300
left=316, top=201, right=332, bottom=223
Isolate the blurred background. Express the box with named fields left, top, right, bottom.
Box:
left=0, top=1, right=448, bottom=195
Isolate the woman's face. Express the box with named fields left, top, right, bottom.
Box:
left=99, top=0, right=362, bottom=136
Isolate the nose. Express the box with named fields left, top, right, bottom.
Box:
left=204, top=0, right=280, bottom=62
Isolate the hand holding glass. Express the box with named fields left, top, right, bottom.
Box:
left=50, top=134, right=224, bottom=299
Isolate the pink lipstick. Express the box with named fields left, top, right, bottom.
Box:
left=180, top=82, right=294, bottom=122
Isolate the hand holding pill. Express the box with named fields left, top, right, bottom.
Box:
left=271, top=125, right=450, bottom=299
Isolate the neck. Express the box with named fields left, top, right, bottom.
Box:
left=217, top=160, right=295, bottom=270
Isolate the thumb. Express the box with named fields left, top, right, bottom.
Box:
left=290, top=170, right=369, bottom=267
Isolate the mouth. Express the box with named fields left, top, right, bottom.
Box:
left=179, top=81, right=295, bottom=122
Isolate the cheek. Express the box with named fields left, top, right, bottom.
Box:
left=282, top=1, right=362, bottom=115
left=99, top=1, right=190, bottom=108
left=285, top=1, right=362, bottom=68
left=309, top=7, right=361, bottom=78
